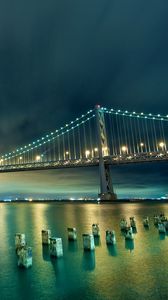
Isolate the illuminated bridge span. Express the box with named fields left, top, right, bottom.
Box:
left=1, top=106, right=168, bottom=200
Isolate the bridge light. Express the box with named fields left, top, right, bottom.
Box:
left=36, top=155, right=41, bottom=161
left=121, top=146, right=128, bottom=153
left=85, top=150, right=90, bottom=158
left=159, top=142, right=165, bottom=150
left=140, top=143, right=144, bottom=147
left=94, top=148, right=98, bottom=152
left=65, top=151, right=69, bottom=155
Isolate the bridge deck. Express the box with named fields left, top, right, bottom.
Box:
left=0, top=153, right=167, bottom=173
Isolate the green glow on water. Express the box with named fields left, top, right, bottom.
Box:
left=1, top=203, right=168, bottom=299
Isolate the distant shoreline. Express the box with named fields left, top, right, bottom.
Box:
left=0, top=199, right=168, bottom=203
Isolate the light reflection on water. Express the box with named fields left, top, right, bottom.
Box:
left=1, top=203, right=168, bottom=299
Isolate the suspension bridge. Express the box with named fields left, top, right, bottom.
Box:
left=0, top=105, right=168, bottom=200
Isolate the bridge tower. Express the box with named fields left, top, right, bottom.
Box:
left=95, top=105, right=117, bottom=201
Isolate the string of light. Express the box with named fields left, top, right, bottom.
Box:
left=1, top=110, right=94, bottom=161
left=102, top=107, right=168, bottom=121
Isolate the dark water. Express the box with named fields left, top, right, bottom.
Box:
left=1, top=202, right=168, bottom=300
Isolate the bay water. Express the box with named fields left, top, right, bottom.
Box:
left=0, top=202, right=168, bottom=300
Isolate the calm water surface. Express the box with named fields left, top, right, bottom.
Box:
left=1, top=202, right=168, bottom=300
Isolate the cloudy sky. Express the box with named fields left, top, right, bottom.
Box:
left=0, top=0, right=167, bottom=199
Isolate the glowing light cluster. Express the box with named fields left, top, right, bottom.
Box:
left=101, top=107, right=168, bottom=121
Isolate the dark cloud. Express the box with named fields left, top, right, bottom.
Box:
left=0, top=0, right=168, bottom=152
left=0, top=1, right=167, bottom=198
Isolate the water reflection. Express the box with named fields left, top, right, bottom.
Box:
left=159, top=233, right=166, bottom=240
left=107, top=244, right=118, bottom=257
left=50, top=256, right=66, bottom=285
left=144, top=226, right=150, bottom=231
left=16, top=267, right=32, bottom=299
left=42, top=245, right=50, bottom=261
left=94, top=236, right=101, bottom=247
left=3, top=202, right=168, bottom=300
left=125, top=240, right=134, bottom=252
left=132, top=227, right=137, bottom=234
left=82, top=251, right=95, bottom=271
left=68, top=240, right=78, bottom=252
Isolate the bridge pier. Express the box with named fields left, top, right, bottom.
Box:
left=95, top=105, right=117, bottom=201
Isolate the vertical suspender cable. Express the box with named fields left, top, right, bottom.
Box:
left=141, top=118, right=147, bottom=153
left=63, top=133, right=65, bottom=160
left=78, top=125, right=82, bottom=159
left=53, top=137, right=56, bottom=161
left=125, top=116, right=131, bottom=154
left=57, top=136, right=60, bottom=160
left=108, top=113, right=115, bottom=155
left=145, top=118, right=150, bottom=152
left=161, top=120, right=166, bottom=150
left=72, top=128, right=76, bottom=159
left=137, top=117, right=141, bottom=153
left=150, top=119, right=155, bottom=152
left=122, top=115, right=128, bottom=153
left=133, top=117, right=139, bottom=154
left=129, top=116, right=135, bottom=153
left=115, top=114, right=121, bottom=154
left=67, top=130, right=71, bottom=160
left=89, top=118, right=93, bottom=157
left=152, top=119, right=158, bottom=151
left=83, top=121, right=87, bottom=158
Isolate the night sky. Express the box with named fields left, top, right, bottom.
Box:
left=0, top=0, right=168, bottom=199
